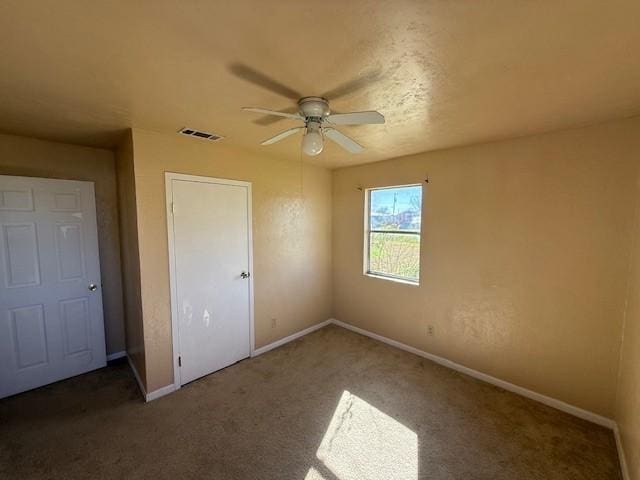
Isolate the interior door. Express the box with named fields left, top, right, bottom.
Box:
left=0, top=175, right=106, bottom=398
left=169, top=176, right=252, bottom=386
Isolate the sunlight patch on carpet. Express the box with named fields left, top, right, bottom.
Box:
left=316, top=390, right=417, bottom=480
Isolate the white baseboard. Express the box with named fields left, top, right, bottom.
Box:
left=252, top=319, right=333, bottom=357
left=126, top=354, right=146, bottom=399
left=131, top=319, right=334, bottom=403
left=330, top=319, right=615, bottom=429
left=334, top=317, right=632, bottom=478
left=124, top=318, right=617, bottom=426
left=122, top=317, right=628, bottom=476
left=146, top=383, right=176, bottom=402
left=125, top=353, right=175, bottom=402
left=614, top=424, right=630, bottom=480
left=106, top=350, right=126, bottom=361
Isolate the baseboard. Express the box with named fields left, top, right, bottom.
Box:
left=125, top=353, right=176, bottom=402
left=132, top=319, right=333, bottom=402
left=330, top=319, right=615, bottom=429
left=106, top=350, right=126, bottom=361
left=252, top=319, right=333, bottom=357
left=146, top=383, right=176, bottom=402
left=123, top=316, right=619, bottom=425
left=614, top=424, right=630, bottom=480
left=249, top=317, right=614, bottom=429
left=122, top=317, right=627, bottom=475
left=126, top=354, right=146, bottom=400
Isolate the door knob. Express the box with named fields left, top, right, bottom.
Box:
left=240, top=272, right=250, bottom=279
left=88, top=283, right=98, bottom=291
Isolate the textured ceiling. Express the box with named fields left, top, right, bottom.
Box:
left=0, top=1, right=639, bottom=168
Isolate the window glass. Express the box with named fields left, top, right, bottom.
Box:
left=366, top=185, right=422, bottom=283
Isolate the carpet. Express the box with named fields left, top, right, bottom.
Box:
left=0, top=324, right=621, bottom=479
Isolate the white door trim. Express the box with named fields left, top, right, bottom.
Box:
left=165, top=172, right=255, bottom=391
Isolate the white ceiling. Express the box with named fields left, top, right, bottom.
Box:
left=1, top=0, right=639, bottom=168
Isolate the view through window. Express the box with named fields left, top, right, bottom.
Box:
left=366, top=184, right=422, bottom=283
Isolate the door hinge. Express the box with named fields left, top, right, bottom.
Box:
left=178, top=356, right=181, bottom=367
left=171, top=202, right=175, bottom=215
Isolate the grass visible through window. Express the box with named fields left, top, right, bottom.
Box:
left=369, top=232, right=420, bottom=280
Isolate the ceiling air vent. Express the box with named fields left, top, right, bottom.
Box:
left=178, top=127, right=224, bottom=142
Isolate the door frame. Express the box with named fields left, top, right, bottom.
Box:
left=165, top=172, right=255, bottom=390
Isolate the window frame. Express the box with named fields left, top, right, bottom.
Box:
left=363, top=183, right=422, bottom=285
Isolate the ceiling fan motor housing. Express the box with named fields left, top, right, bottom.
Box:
left=298, top=96, right=330, bottom=119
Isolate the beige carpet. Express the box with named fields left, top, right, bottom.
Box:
left=0, top=324, right=621, bottom=479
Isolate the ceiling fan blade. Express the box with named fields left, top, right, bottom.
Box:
left=229, top=63, right=302, bottom=100
left=325, top=111, right=385, bottom=125
left=242, top=107, right=302, bottom=120
left=254, top=106, right=301, bottom=125
left=323, top=128, right=364, bottom=153
left=261, top=127, right=305, bottom=146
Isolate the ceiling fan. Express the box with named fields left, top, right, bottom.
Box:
left=242, top=97, right=385, bottom=156
left=230, top=63, right=385, bottom=156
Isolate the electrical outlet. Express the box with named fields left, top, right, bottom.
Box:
left=427, top=325, right=434, bottom=336
left=271, top=318, right=277, bottom=329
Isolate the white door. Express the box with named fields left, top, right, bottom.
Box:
left=167, top=174, right=253, bottom=386
left=0, top=175, right=106, bottom=398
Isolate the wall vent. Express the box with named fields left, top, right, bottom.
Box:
left=178, top=127, right=224, bottom=142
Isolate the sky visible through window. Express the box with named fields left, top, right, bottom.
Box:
left=370, top=186, right=421, bottom=231
left=371, top=185, right=422, bottom=217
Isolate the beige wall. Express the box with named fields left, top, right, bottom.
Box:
left=616, top=167, right=640, bottom=478
left=115, top=131, right=146, bottom=387
left=332, top=117, right=640, bottom=418
left=130, top=129, right=332, bottom=391
left=0, top=133, right=125, bottom=355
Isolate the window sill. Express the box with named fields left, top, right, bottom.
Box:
left=364, top=272, right=420, bottom=286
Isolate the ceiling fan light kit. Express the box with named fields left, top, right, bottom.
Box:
left=302, top=121, right=324, bottom=156
left=242, top=96, right=385, bottom=156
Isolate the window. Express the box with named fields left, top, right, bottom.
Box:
left=365, top=184, right=422, bottom=284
